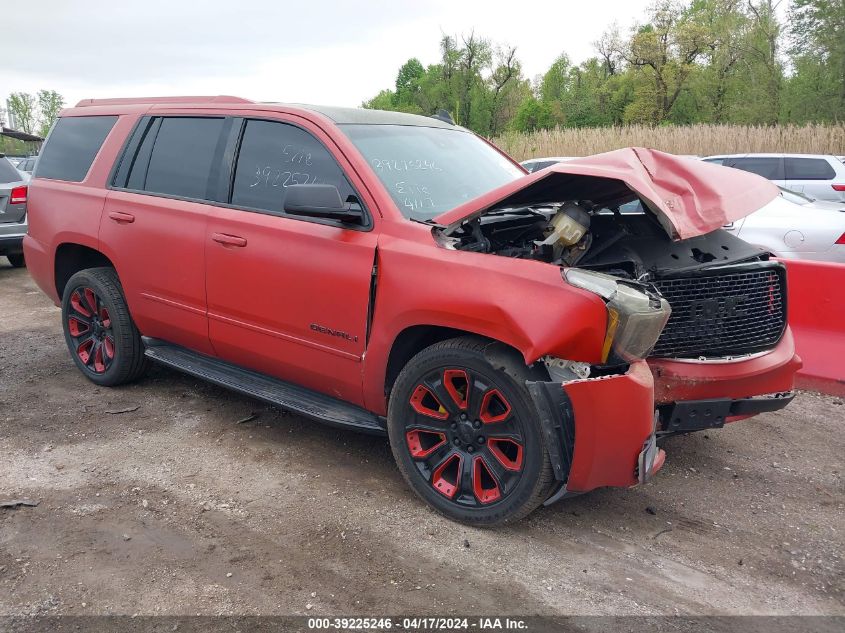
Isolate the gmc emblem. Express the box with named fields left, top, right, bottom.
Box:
left=691, top=295, right=746, bottom=319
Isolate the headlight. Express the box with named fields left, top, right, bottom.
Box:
left=565, top=269, right=671, bottom=363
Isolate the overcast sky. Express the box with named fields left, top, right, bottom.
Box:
left=2, top=0, right=654, bottom=114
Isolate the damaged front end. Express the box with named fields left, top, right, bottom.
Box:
left=431, top=148, right=798, bottom=503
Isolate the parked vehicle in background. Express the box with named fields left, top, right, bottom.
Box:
left=520, top=157, right=577, bottom=173
left=723, top=187, right=845, bottom=264
left=0, top=156, right=29, bottom=267
left=16, top=156, right=37, bottom=173
left=24, top=98, right=799, bottom=525
left=703, top=154, right=845, bottom=203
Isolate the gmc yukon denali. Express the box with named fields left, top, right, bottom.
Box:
left=24, top=96, right=800, bottom=525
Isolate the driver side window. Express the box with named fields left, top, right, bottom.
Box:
left=231, top=119, right=355, bottom=215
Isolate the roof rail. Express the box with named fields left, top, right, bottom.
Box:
left=74, top=95, right=254, bottom=107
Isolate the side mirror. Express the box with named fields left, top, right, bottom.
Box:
left=283, top=184, right=364, bottom=224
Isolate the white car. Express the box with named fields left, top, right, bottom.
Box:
left=725, top=188, right=845, bottom=263
left=520, top=156, right=577, bottom=173
left=702, top=153, right=845, bottom=203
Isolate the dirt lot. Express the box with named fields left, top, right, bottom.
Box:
left=0, top=261, right=842, bottom=616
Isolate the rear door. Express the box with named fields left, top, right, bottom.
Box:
left=102, top=115, right=228, bottom=355
left=204, top=116, right=378, bottom=406
left=784, top=156, right=838, bottom=200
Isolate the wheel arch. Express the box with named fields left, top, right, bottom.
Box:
left=382, top=324, right=549, bottom=402
left=54, top=242, right=116, bottom=300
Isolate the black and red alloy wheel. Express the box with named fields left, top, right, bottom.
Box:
left=66, top=286, right=116, bottom=374
left=404, top=367, right=527, bottom=508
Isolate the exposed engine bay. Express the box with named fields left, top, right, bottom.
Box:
left=437, top=199, right=769, bottom=279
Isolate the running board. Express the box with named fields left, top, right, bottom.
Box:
left=142, top=339, right=385, bottom=435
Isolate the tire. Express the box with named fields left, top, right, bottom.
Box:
left=387, top=336, right=555, bottom=526
left=61, top=267, right=148, bottom=386
left=6, top=253, right=25, bottom=268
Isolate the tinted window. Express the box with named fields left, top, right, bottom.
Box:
left=785, top=157, right=836, bottom=180
left=143, top=117, right=224, bottom=199
left=122, top=118, right=161, bottom=191
left=231, top=119, right=354, bottom=214
left=524, top=160, right=558, bottom=173
left=703, top=158, right=724, bottom=165
left=723, top=157, right=783, bottom=180
left=36, top=116, right=117, bottom=181
left=0, top=158, right=22, bottom=183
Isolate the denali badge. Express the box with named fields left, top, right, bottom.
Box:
left=310, top=323, right=359, bottom=343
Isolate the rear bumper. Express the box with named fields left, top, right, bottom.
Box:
left=0, top=233, right=25, bottom=254
left=22, top=234, right=59, bottom=304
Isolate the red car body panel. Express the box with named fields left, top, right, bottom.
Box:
left=436, top=148, right=780, bottom=240
left=23, top=98, right=800, bottom=500
left=650, top=330, right=801, bottom=403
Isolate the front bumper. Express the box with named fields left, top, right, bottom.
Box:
left=528, top=360, right=664, bottom=495
left=528, top=333, right=801, bottom=500
left=649, top=328, right=801, bottom=404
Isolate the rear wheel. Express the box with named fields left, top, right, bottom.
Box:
left=388, top=336, right=554, bottom=526
left=61, top=267, right=148, bottom=386
left=6, top=253, right=25, bottom=268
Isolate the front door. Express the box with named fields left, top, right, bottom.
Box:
left=205, top=117, right=377, bottom=406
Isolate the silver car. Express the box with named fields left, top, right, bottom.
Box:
left=15, top=156, right=37, bottom=173
left=725, top=187, right=845, bottom=264
left=0, top=156, right=28, bottom=268
left=702, top=153, right=845, bottom=203
left=520, top=156, right=578, bottom=173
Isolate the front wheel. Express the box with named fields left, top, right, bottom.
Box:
left=387, top=337, right=554, bottom=526
left=6, top=253, right=25, bottom=268
left=61, top=267, right=148, bottom=386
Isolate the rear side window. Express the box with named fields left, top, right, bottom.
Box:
left=36, top=116, right=117, bottom=182
left=784, top=157, right=836, bottom=180
left=0, top=158, right=21, bottom=183
left=142, top=117, right=225, bottom=199
left=724, top=157, right=784, bottom=180
left=231, top=119, right=354, bottom=214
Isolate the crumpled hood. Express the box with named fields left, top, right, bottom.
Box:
left=435, top=147, right=780, bottom=240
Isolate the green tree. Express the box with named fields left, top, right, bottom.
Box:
left=37, top=89, right=65, bottom=136
left=785, top=0, right=845, bottom=121
left=623, top=0, right=713, bottom=124
left=7, top=92, right=37, bottom=134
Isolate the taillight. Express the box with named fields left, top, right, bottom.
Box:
left=832, top=184, right=845, bottom=192
left=836, top=232, right=845, bottom=245
left=10, top=185, right=27, bottom=204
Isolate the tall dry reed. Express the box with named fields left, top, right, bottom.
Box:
left=492, top=124, right=845, bottom=161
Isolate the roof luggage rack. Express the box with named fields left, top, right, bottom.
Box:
left=75, top=95, right=254, bottom=107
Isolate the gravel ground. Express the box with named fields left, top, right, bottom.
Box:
left=0, top=261, right=842, bottom=616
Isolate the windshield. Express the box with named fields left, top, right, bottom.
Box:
left=340, top=124, right=524, bottom=220
left=0, top=158, right=22, bottom=184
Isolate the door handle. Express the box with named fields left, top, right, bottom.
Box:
left=108, top=211, right=135, bottom=224
left=211, top=233, right=247, bottom=248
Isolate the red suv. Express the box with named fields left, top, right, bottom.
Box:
left=24, top=96, right=800, bottom=525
